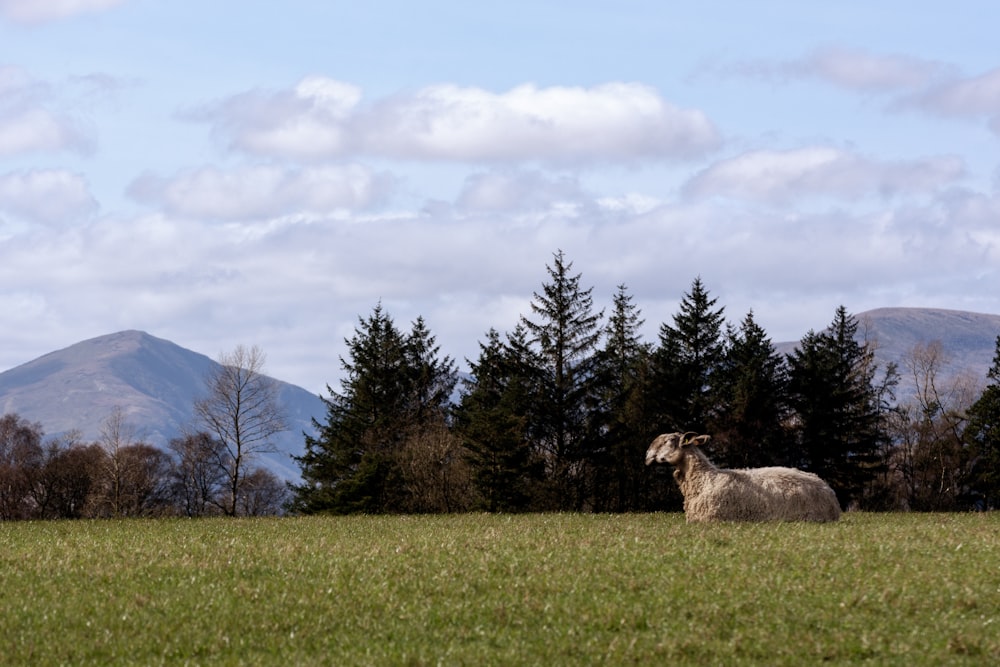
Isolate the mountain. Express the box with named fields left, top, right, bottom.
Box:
left=776, top=307, right=1000, bottom=397
left=0, top=330, right=326, bottom=481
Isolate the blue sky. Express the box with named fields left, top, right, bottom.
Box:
left=1, top=0, right=998, bottom=394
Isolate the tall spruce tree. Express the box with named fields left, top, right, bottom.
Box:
left=404, top=316, right=458, bottom=426
left=289, top=304, right=456, bottom=514
left=787, top=306, right=893, bottom=507
left=520, top=250, right=603, bottom=509
left=963, top=335, right=1000, bottom=509
left=590, top=285, right=661, bottom=511
left=653, top=277, right=726, bottom=433
left=454, top=326, right=544, bottom=511
left=713, top=310, right=791, bottom=468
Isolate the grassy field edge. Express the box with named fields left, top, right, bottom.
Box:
left=2, top=512, right=998, bottom=665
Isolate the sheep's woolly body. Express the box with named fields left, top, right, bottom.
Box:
left=647, top=432, right=841, bottom=523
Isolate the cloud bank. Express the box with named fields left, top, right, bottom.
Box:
left=0, top=169, right=96, bottom=224
left=127, top=164, right=392, bottom=221
left=683, top=148, right=965, bottom=203
left=0, top=66, right=93, bottom=155
left=193, top=78, right=722, bottom=163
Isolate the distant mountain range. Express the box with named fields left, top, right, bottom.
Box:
left=0, top=330, right=325, bottom=481
left=1, top=309, right=998, bottom=481
left=774, top=307, right=1000, bottom=394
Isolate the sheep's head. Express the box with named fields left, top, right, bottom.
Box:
left=645, top=431, right=711, bottom=466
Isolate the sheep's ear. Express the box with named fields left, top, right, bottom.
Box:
left=693, top=434, right=711, bottom=446
left=680, top=431, right=699, bottom=447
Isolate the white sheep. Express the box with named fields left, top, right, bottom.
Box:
left=645, top=431, right=841, bottom=522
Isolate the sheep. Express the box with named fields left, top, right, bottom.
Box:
left=645, top=431, right=841, bottom=522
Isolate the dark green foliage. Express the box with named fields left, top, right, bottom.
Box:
left=590, top=285, right=673, bottom=511
left=289, top=303, right=457, bottom=514
left=712, top=311, right=792, bottom=468
left=964, top=335, right=1000, bottom=509
left=787, top=306, right=896, bottom=508
left=652, top=277, right=726, bottom=433
left=454, top=327, right=543, bottom=511
left=520, top=250, right=604, bottom=510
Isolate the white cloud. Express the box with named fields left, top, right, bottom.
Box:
left=0, top=0, right=125, bottom=24
left=195, top=78, right=721, bottom=164
left=361, top=82, right=721, bottom=163
left=456, top=170, right=586, bottom=212
left=203, top=77, right=363, bottom=159
left=127, top=164, right=391, bottom=221
left=683, top=148, right=965, bottom=203
left=0, top=108, right=78, bottom=154
left=724, top=49, right=1000, bottom=135
left=0, top=66, right=92, bottom=155
left=902, top=67, right=1000, bottom=133
left=793, top=47, right=951, bottom=92
left=0, top=169, right=97, bottom=224
left=718, top=46, right=951, bottom=94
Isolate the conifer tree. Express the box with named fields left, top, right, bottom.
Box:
left=590, top=285, right=660, bottom=510
left=454, top=326, right=543, bottom=511
left=520, top=250, right=603, bottom=509
left=289, top=304, right=456, bottom=514
left=963, top=335, right=1000, bottom=509
left=787, top=306, right=894, bottom=507
left=712, top=311, right=791, bottom=468
left=404, top=316, right=458, bottom=425
left=652, top=277, right=726, bottom=432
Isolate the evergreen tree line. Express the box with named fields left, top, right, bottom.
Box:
left=291, top=250, right=1000, bottom=514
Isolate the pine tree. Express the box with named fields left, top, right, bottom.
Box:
left=454, top=327, right=543, bottom=511
left=963, top=335, right=1000, bottom=509
left=591, top=285, right=663, bottom=511
left=394, top=315, right=463, bottom=512
left=290, top=304, right=457, bottom=514
left=787, top=306, right=894, bottom=507
left=520, top=250, right=603, bottom=509
left=404, top=316, right=458, bottom=426
left=652, top=277, right=726, bottom=432
left=713, top=310, right=791, bottom=468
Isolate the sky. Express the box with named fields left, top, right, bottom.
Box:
left=1, top=1, right=999, bottom=395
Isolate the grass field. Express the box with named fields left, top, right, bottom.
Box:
left=1, top=513, right=998, bottom=665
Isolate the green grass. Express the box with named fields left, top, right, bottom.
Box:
left=1, top=513, right=998, bottom=665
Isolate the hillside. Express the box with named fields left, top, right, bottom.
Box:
left=777, top=307, right=1000, bottom=397
left=856, top=307, right=1000, bottom=376
left=0, top=331, right=325, bottom=481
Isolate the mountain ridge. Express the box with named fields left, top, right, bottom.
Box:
left=0, top=330, right=324, bottom=481
left=774, top=307, right=1000, bottom=390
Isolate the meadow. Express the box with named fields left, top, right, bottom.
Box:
left=1, top=513, right=998, bottom=665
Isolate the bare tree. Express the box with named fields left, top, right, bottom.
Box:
left=96, top=406, right=146, bottom=518
left=116, top=443, right=173, bottom=516
left=893, top=341, right=981, bottom=510
left=236, top=467, right=288, bottom=516
left=396, top=422, right=473, bottom=513
left=194, top=345, right=287, bottom=516
left=33, top=436, right=102, bottom=519
left=167, top=432, right=228, bottom=517
left=0, top=414, right=44, bottom=520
